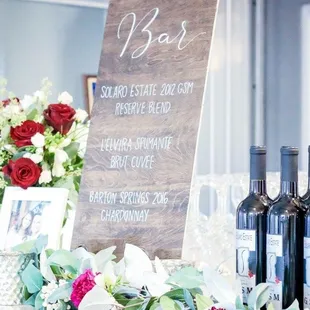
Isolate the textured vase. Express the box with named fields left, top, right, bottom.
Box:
left=0, top=252, right=34, bottom=306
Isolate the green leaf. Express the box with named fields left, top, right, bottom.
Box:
left=64, top=142, right=79, bottom=159
left=113, top=293, right=131, bottom=306
left=47, top=282, right=72, bottom=303
left=235, top=296, right=245, bottom=310
left=35, top=292, right=44, bottom=310
left=267, top=303, right=275, bottom=310
left=188, top=288, right=203, bottom=296
left=160, top=296, right=181, bottom=310
left=247, top=283, right=271, bottom=310
left=125, top=298, right=145, bottom=310
left=27, top=108, right=38, bottom=120
left=46, top=249, right=80, bottom=274
left=12, top=151, right=28, bottom=160
left=166, top=267, right=204, bottom=289
left=149, top=302, right=161, bottom=310
left=12, top=240, right=36, bottom=254
left=35, top=234, right=48, bottom=253
left=24, top=292, right=37, bottom=306
left=183, top=289, right=195, bottom=310
left=196, top=294, right=214, bottom=310
left=164, top=289, right=185, bottom=301
left=21, top=261, right=43, bottom=294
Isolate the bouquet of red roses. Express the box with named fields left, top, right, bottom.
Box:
left=0, top=78, right=89, bottom=209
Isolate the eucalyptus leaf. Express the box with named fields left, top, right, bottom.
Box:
left=195, top=294, right=214, bottom=310
left=183, top=289, right=195, bottom=310
left=27, top=108, right=38, bottom=120
left=46, top=249, right=80, bottom=274
left=47, top=282, right=72, bottom=303
left=125, top=298, right=145, bottom=310
left=164, top=289, right=185, bottom=301
left=166, top=267, right=204, bottom=289
left=12, top=240, right=36, bottom=254
left=21, top=261, right=43, bottom=294
left=12, top=151, right=28, bottom=160
left=113, top=293, right=131, bottom=306
left=35, top=292, right=44, bottom=310
left=247, top=283, right=271, bottom=310
left=235, top=296, right=245, bottom=310
left=160, top=296, right=180, bottom=310
left=35, top=234, right=48, bottom=253
left=24, top=292, right=37, bottom=306
left=64, top=142, right=79, bottom=159
left=150, top=302, right=162, bottom=310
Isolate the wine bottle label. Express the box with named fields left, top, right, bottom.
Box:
left=236, top=229, right=256, bottom=304
left=266, top=234, right=283, bottom=310
left=304, top=237, right=310, bottom=308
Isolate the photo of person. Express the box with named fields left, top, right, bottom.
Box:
left=4, top=200, right=50, bottom=249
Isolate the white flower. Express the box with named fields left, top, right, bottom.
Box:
left=39, top=170, right=52, bottom=184
left=23, top=153, right=31, bottom=159
left=30, top=154, right=43, bottom=164
left=20, top=95, right=33, bottom=110
left=68, top=122, right=89, bottom=158
left=33, top=90, right=45, bottom=101
left=58, top=91, right=73, bottom=105
left=52, top=149, right=68, bottom=177
left=95, top=261, right=117, bottom=288
left=31, top=133, right=45, bottom=147
left=36, top=147, right=44, bottom=154
left=2, top=104, right=20, bottom=118
left=58, top=138, right=71, bottom=149
left=75, top=108, right=88, bottom=122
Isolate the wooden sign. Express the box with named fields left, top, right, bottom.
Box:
left=72, top=0, right=218, bottom=259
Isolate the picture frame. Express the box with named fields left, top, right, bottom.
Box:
left=0, top=187, right=69, bottom=250
left=83, top=75, right=97, bottom=115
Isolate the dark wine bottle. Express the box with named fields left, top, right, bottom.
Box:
left=303, top=146, right=310, bottom=309
left=236, top=146, right=271, bottom=305
left=267, top=146, right=305, bottom=310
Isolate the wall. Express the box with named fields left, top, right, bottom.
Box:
left=265, top=0, right=310, bottom=171
left=1, top=0, right=106, bottom=109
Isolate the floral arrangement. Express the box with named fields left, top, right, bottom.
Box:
left=17, top=238, right=299, bottom=310
left=0, top=78, right=89, bottom=209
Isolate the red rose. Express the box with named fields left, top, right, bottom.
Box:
left=3, top=158, right=41, bottom=189
left=2, top=97, right=20, bottom=107
left=43, top=103, right=76, bottom=135
left=10, top=120, right=45, bottom=148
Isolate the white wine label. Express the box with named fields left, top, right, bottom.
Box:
left=266, top=234, right=283, bottom=310
left=304, top=237, right=310, bottom=308
left=236, top=229, right=256, bottom=304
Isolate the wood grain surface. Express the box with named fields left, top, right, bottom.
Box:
left=72, top=0, right=218, bottom=259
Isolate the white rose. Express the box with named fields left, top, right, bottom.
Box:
left=58, top=91, right=73, bottom=105
left=36, top=147, right=44, bottom=154
left=75, top=108, right=88, bottom=123
left=31, top=133, right=45, bottom=148
left=39, top=170, right=52, bottom=184
left=33, top=90, right=45, bottom=101
left=20, top=95, right=33, bottom=110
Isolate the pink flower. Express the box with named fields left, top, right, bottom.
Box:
left=71, top=269, right=97, bottom=307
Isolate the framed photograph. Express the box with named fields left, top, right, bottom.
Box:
left=0, top=187, right=68, bottom=250
left=84, top=75, right=97, bottom=115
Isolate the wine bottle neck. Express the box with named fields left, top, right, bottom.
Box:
left=250, top=180, right=267, bottom=195
left=280, top=181, right=298, bottom=197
